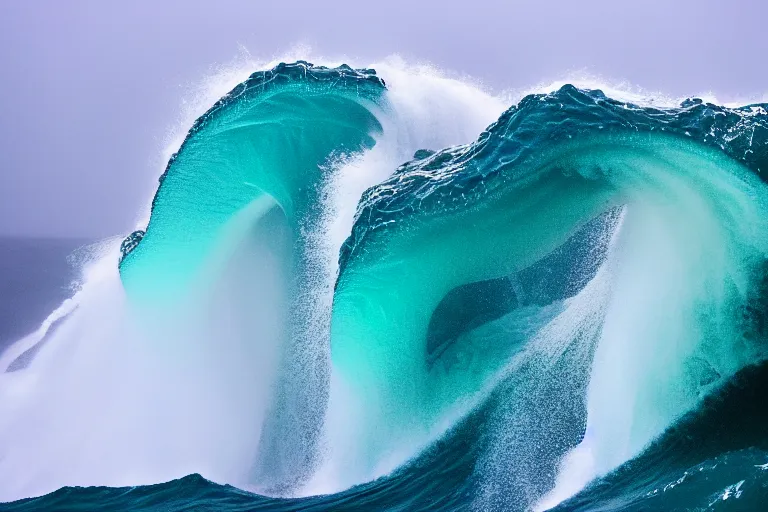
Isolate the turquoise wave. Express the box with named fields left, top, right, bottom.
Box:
left=331, top=84, right=768, bottom=485
left=119, top=61, right=384, bottom=297
left=4, top=61, right=768, bottom=511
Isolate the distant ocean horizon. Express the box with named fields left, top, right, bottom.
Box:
left=0, top=236, right=92, bottom=354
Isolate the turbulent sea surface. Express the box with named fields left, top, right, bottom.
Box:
left=2, top=61, right=768, bottom=511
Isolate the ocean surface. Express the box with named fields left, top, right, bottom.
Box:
left=2, top=61, right=768, bottom=511
left=0, top=237, right=89, bottom=353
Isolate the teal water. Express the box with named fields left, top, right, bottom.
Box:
left=2, top=62, right=768, bottom=511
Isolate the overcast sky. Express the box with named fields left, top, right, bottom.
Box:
left=0, top=0, right=765, bottom=238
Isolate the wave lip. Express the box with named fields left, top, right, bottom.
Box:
left=341, top=85, right=768, bottom=266
left=119, top=60, right=385, bottom=298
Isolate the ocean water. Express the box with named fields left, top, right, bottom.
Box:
left=2, top=61, right=768, bottom=511
left=0, top=237, right=89, bottom=354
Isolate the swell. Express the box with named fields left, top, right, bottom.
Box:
left=116, top=61, right=389, bottom=492
left=329, top=86, right=768, bottom=504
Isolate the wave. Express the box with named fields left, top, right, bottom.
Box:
left=1, top=60, right=767, bottom=511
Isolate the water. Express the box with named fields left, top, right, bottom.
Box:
left=0, top=238, right=87, bottom=348
left=1, top=60, right=767, bottom=511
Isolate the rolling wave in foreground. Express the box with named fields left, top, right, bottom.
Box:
left=2, top=60, right=768, bottom=511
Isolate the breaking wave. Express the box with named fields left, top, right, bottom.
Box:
left=2, top=59, right=767, bottom=511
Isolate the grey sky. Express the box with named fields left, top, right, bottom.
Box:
left=0, top=0, right=765, bottom=238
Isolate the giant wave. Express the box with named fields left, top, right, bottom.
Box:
left=1, top=60, right=767, bottom=511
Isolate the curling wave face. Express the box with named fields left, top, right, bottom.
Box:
left=1, top=61, right=768, bottom=511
